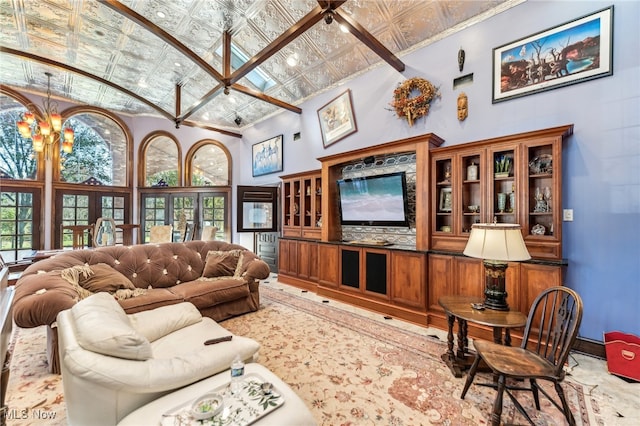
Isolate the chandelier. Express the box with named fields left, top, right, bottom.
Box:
left=16, top=72, right=74, bottom=158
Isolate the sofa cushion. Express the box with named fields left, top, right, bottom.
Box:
left=128, top=302, right=202, bottom=342
left=202, top=250, right=242, bottom=278
left=70, top=292, right=152, bottom=360
left=169, top=279, right=249, bottom=309
left=118, top=288, right=183, bottom=314
left=61, top=263, right=135, bottom=293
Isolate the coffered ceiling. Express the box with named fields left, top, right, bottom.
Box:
left=0, top=0, right=516, bottom=136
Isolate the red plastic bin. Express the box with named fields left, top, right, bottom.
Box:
left=603, top=331, right=640, bottom=382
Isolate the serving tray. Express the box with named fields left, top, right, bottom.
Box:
left=161, top=373, right=285, bottom=426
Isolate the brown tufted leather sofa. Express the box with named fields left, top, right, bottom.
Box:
left=12, top=240, right=270, bottom=374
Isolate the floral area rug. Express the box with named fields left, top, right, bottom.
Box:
left=222, top=285, right=599, bottom=426
left=5, top=326, right=65, bottom=425
left=4, top=284, right=600, bottom=426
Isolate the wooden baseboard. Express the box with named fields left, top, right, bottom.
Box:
left=573, top=336, right=606, bottom=359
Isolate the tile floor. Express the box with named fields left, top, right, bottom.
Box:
left=261, top=274, right=640, bottom=425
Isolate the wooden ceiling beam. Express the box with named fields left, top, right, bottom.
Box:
left=229, top=5, right=326, bottom=85
left=0, top=46, right=175, bottom=121
left=102, top=0, right=225, bottom=83
left=0, top=47, right=241, bottom=138
left=103, top=0, right=300, bottom=123
left=179, top=83, right=225, bottom=122
left=333, top=10, right=405, bottom=72
left=223, top=31, right=232, bottom=82
left=232, top=84, right=302, bottom=114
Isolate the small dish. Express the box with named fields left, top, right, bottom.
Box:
left=191, top=393, right=223, bottom=420
left=468, top=205, right=479, bottom=213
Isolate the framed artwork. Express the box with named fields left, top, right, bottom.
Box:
left=318, top=89, right=357, bottom=148
left=492, top=6, right=613, bottom=103
left=439, top=187, right=452, bottom=212
left=252, top=134, right=283, bottom=177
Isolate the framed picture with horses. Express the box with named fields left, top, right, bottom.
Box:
left=252, top=134, right=283, bottom=177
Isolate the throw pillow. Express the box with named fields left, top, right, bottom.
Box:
left=202, top=250, right=242, bottom=278
left=70, top=292, right=152, bottom=360
left=61, top=263, right=135, bottom=293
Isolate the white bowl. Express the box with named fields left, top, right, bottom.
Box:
left=191, top=393, right=223, bottom=420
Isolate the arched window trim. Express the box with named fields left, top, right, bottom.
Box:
left=55, top=106, right=133, bottom=186
left=185, top=139, right=232, bottom=187
left=138, top=131, right=183, bottom=187
left=0, top=85, right=46, bottom=181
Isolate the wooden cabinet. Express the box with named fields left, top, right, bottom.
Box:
left=277, top=127, right=571, bottom=341
left=427, top=252, right=565, bottom=341
left=339, top=246, right=390, bottom=300
left=430, top=125, right=572, bottom=260
left=281, top=170, right=322, bottom=239
left=390, top=250, right=427, bottom=310
left=432, top=148, right=487, bottom=252
left=317, top=243, right=339, bottom=288
left=277, top=239, right=318, bottom=291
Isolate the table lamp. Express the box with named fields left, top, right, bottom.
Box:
left=463, top=222, right=531, bottom=311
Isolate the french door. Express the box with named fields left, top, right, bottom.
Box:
left=0, top=184, right=42, bottom=263
left=53, top=187, right=131, bottom=248
left=139, top=189, right=230, bottom=243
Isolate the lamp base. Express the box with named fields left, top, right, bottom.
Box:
left=483, top=260, right=509, bottom=311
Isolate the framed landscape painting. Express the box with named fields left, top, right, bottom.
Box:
left=318, top=89, right=357, bottom=148
left=492, top=6, right=613, bottom=103
left=252, top=135, right=283, bottom=177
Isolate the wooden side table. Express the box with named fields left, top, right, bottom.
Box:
left=438, top=295, right=526, bottom=378
left=61, top=224, right=95, bottom=249
left=115, top=224, right=140, bottom=246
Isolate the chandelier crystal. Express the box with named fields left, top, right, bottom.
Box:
left=16, top=72, right=74, bottom=159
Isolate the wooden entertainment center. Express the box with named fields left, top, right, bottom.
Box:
left=278, top=125, right=573, bottom=344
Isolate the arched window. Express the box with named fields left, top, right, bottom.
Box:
left=186, top=140, right=231, bottom=186
left=52, top=107, right=133, bottom=248
left=0, top=88, right=44, bottom=262
left=56, top=108, right=130, bottom=186
left=139, top=132, right=181, bottom=187
left=0, top=90, right=42, bottom=181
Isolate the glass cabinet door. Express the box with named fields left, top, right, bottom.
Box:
left=489, top=147, right=517, bottom=224
left=460, top=152, right=483, bottom=234
left=434, top=157, right=453, bottom=234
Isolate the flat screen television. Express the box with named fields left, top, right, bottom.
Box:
left=337, top=172, right=410, bottom=227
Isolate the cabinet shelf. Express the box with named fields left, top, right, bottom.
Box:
left=430, top=125, right=573, bottom=260
left=281, top=170, right=322, bottom=239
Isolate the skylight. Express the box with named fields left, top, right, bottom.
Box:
left=215, top=44, right=276, bottom=92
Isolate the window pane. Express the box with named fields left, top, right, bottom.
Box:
left=191, top=144, right=229, bottom=186
left=60, top=113, right=127, bottom=186
left=145, top=136, right=179, bottom=186
left=0, top=94, right=38, bottom=180
left=1, top=192, right=16, bottom=206
left=0, top=187, right=38, bottom=262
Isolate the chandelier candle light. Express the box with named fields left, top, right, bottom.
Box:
left=463, top=222, right=531, bottom=311
left=16, top=72, right=74, bottom=158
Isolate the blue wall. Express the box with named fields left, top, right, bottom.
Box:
left=242, top=0, right=640, bottom=342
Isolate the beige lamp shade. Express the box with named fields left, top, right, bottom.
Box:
left=463, top=223, right=531, bottom=262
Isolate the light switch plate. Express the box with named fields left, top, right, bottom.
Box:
left=563, top=209, right=573, bottom=221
